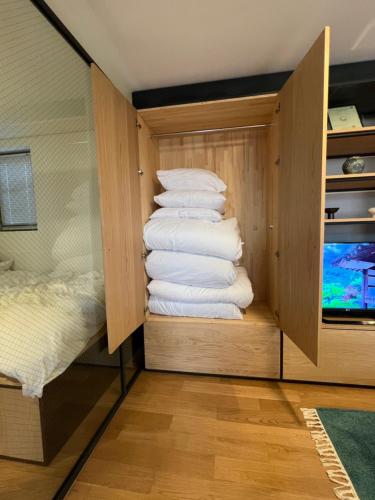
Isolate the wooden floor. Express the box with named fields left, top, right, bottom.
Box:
left=68, top=371, right=375, bottom=499
left=0, top=375, right=121, bottom=500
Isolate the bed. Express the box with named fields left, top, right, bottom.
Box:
left=0, top=268, right=114, bottom=464
left=0, top=269, right=106, bottom=397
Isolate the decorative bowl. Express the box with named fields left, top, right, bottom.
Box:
left=342, top=156, right=365, bottom=175
left=368, top=207, right=375, bottom=218
left=325, top=207, right=339, bottom=219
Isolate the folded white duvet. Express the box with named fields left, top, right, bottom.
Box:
left=148, top=295, right=242, bottom=320
left=145, top=250, right=237, bottom=288
left=150, top=207, right=223, bottom=222
left=143, top=217, right=242, bottom=261
left=148, top=267, right=253, bottom=308
left=154, top=190, right=226, bottom=213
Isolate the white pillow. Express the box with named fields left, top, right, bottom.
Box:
left=148, top=295, right=242, bottom=320
left=154, top=190, right=226, bottom=213
left=145, top=250, right=237, bottom=288
left=53, top=254, right=99, bottom=274
left=0, top=260, right=14, bottom=272
left=150, top=207, right=222, bottom=222
left=148, top=267, right=253, bottom=308
left=143, top=217, right=242, bottom=261
left=157, top=168, right=227, bottom=192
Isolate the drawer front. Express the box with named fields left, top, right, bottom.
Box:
left=283, top=329, right=375, bottom=385
left=0, top=387, right=43, bottom=462
left=145, top=320, right=280, bottom=379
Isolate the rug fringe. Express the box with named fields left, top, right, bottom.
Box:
left=301, top=408, right=359, bottom=500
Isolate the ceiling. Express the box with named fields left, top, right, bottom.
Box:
left=45, top=0, right=375, bottom=97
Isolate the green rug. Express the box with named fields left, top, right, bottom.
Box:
left=302, top=408, right=375, bottom=500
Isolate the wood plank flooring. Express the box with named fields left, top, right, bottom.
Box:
left=68, top=371, right=375, bottom=499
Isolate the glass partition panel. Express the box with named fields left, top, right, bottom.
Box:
left=0, top=1, right=121, bottom=497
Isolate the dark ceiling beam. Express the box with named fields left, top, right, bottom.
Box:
left=30, top=0, right=93, bottom=65
left=132, top=60, right=375, bottom=109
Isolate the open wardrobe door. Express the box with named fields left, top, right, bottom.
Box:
left=91, top=65, right=145, bottom=353
left=278, top=27, right=330, bottom=365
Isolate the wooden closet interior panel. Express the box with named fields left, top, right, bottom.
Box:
left=91, top=64, right=145, bottom=353
left=137, top=115, right=161, bottom=300
left=278, top=27, right=330, bottom=365
left=266, top=103, right=280, bottom=319
left=137, top=115, right=161, bottom=225
left=138, top=94, right=277, bottom=135
left=157, top=128, right=269, bottom=301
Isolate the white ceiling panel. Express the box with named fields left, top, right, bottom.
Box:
left=45, top=0, right=375, bottom=94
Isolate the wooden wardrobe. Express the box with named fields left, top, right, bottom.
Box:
left=92, top=27, right=375, bottom=387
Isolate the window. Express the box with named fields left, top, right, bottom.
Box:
left=0, top=150, right=37, bottom=230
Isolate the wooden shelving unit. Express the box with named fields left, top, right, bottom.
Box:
left=324, top=217, right=375, bottom=224
left=327, top=126, right=375, bottom=136
left=326, top=172, right=375, bottom=192
left=326, top=172, right=375, bottom=180
left=327, top=126, right=375, bottom=157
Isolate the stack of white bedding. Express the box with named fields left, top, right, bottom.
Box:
left=143, top=168, right=254, bottom=320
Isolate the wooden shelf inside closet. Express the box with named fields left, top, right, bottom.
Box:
left=327, top=126, right=375, bottom=157
left=146, top=301, right=277, bottom=327
left=137, top=93, right=278, bottom=135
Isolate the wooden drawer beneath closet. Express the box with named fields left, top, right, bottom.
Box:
left=283, top=327, right=375, bottom=386
left=144, top=302, right=280, bottom=379
left=0, top=384, right=44, bottom=462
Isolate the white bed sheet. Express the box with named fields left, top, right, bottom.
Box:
left=0, top=269, right=106, bottom=398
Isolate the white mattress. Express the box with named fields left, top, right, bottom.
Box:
left=0, top=269, right=106, bottom=398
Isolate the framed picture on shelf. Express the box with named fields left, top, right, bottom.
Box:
left=328, top=105, right=363, bottom=130
left=361, top=112, right=375, bottom=127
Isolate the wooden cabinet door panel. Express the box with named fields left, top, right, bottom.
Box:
left=284, top=330, right=375, bottom=386
left=91, top=64, right=145, bottom=353
left=278, top=28, right=330, bottom=364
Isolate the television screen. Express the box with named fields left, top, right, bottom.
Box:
left=323, top=243, right=375, bottom=311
